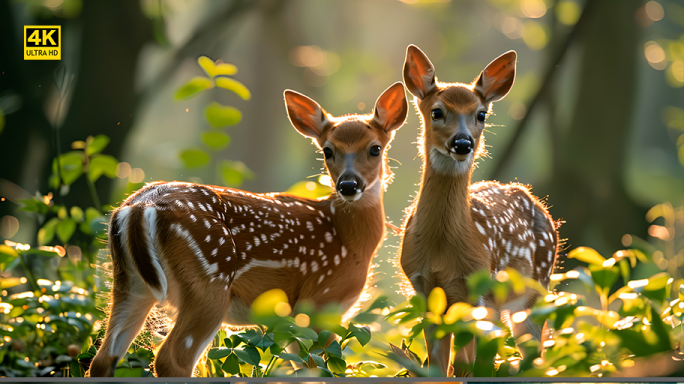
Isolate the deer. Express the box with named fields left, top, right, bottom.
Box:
left=86, top=82, right=409, bottom=377
left=397, top=45, right=559, bottom=376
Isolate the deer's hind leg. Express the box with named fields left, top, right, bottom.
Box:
left=88, top=212, right=158, bottom=377
left=153, top=290, right=229, bottom=377
left=88, top=275, right=157, bottom=376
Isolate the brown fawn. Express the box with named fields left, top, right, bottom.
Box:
left=87, top=82, right=408, bottom=377
left=398, top=45, right=559, bottom=376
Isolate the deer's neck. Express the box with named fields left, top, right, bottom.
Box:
left=411, top=148, right=488, bottom=270
left=327, top=181, right=386, bottom=261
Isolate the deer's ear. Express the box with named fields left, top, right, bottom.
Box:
left=474, top=51, right=516, bottom=104
left=403, top=45, right=437, bottom=99
left=284, top=90, right=331, bottom=139
left=371, top=82, right=408, bottom=133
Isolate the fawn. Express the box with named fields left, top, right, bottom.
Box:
left=87, top=82, right=408, bottom=377
left=398, top=45, right=559, bottom=376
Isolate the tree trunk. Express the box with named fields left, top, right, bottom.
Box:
left=550, top=0, right=646, bottom=255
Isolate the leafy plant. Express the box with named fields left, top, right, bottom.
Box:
left=0, top=135, right=124, bottom=377
left=385, top=242, right=682, bottom=377
left=175, top=56, right=254, bottom=187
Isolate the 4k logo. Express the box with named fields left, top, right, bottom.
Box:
left=24, top=26, right=61, bottom=60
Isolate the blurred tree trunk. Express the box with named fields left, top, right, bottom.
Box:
left=0, top=0, right=58, bottom=219
left=549, top=0, right=647, bottom=254
left=55, top=1, right=154, bottom=209
left=0, top=0, right=153, bottom=217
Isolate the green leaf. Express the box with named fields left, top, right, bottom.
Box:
left=348, top=324, right=371, bottom=347
left=233, top=346, right=260, bottom=366
left=85, top=207, right=101, bottom=222
left=114, top=367, right=144, bottom=377
left=278, top=353, right=305, bottom=364
left=198, top=56, right=238, bottom=78
left=219, top=160, right=255, bottom=187
left=568, top=246, right=605, bottom=265
left=205, top=102, right=242, bottom=127
left=53, top=151, right=84, bottom=186
left=0, top=244, right=19, bottom=259
left=308, top=353, right=326, bottom=368
left=38, top=218, right=60, bottom=245
left=175, top=77, right=214, bottom=100
left=323, top=340, right=342, bottom=358
left=86, top=135, right=110, bottom=156
left=327, top=356, right=346, bottom=374
left=215, top=76, right=251, bottom=100
left=180, top=149, right=210, bottom=168
left=202, top=132, right=231, bottom=150
left=70, top=358, right=83, bottom=377
left=207, top=347, right=232, bottom=360
left=0, top=245, right=18, bottom=270
left=56, top=218, right=76, bottom=243
left=88, top=155, right=118, bottom=182
left=318, top=330, right=332, bottom=347
left=472, top=337, right=501, bottom=376
left=221, top=353, right=241, bottom=375
left=588, top=264, right=619, bottom=293
left=70, top=206, right=84, bottom=221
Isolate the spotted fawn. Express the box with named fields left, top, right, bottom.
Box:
left=87, top=82, right=408, bottom=377
left=398, top=45, right=559, bottom=376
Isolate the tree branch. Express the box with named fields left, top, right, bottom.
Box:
left=488, top=0, right=599, bottom=180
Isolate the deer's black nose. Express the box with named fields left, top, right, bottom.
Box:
left=451, top=133, right=473, bottom=155
left=337, top=180, right=359, bottom=196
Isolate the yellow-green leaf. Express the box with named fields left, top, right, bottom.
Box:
left=251, top=288, right=289, bottom=318
left=444, top=302, right=471, bottom=324
left=594, top=310, right=620, bottom=329
left=88, top=155, right=118, bottom=182
left=85, top=135, right=110, bottom=156
left=70, top=206, right=84, bottom=222
left=198, top=56, right=238, bottom=78
left=505, top=267, right=527, bottom=294
left=427, top=287, right=447, bottom=315
left=0, top=277, right=24, bottom=289
left=219, top=160, right=254, bottom=187
left=180, top=149, right=210, bottom=168
left=204, top=102, right=242, bottom=127
left=568, top=246, right=605, bottom=265
left=0, top=245, right=18, bottom=258
left=175, top=77, right=214, bottom=100
left=645, top=272, right=671, bottom=291
left=56, top=218, right=76, bottom=243
left=215, top=76, right=251, bottom=100
left=284, top=180, right=331, bottom=200
left=202, top=132, right=231, bottom=150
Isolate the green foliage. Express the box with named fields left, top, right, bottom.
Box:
left=0, top=135, right=119, bottom=377
left=175, top=56, right=253, bottom=187
left=385, top=244, right=682, bottom=378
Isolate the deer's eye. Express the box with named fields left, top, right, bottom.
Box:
left=477, top=111, right=487, bottom=122
left=323, top=147, right=333, bottom=159
left=370, top=145, right=381, bottom=157
left=431, top=109, right=444, bottom=120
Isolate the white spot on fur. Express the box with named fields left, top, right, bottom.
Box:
left=475, top=222, right=486, bottom=235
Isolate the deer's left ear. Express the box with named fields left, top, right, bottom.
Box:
left=474, top=51, right=516, bottom=104
left=284, top=90, right=331, bottom=139
left=370, top=82, right=408, bottom=133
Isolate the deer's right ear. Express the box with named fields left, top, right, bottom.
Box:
left=403, top=45, right=436, bottom=99
left=284, top=90, right=330, bottom=139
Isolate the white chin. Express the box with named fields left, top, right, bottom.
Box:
left=341, top=193, right=362, bottom=202
left=449, top=152, right=470, bottom=162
